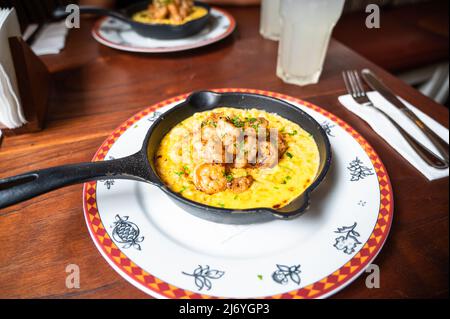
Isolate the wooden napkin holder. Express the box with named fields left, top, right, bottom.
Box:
left=0, top=36, right=50, bottom=136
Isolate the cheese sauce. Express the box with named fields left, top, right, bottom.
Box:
left=132, top=6, right=208, bottom=25
left=153, top=108, right=320, bottom=210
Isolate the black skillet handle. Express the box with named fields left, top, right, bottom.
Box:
left=0, top=152, right=153, bottom=210
left=53, top=5, right=130, bottom=23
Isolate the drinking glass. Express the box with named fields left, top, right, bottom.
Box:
left=259, top=0, right=281, bottom=41
left=277, top=0, right=345, bottom=86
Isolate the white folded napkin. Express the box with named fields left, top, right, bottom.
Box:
left=0, top=7, right=26, bottom=131
left=26, top=21, right=68, bottom=56
left=0, top=63, right=25, bottom=127
left=339, top=92, right=449, bottom=181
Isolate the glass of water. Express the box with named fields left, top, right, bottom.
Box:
left=260, top=0, right=281, bottom=41
left=277, top=0, right=345, bottom=86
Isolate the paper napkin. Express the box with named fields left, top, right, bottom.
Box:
left=0, top=7, right=26, bottom=131
left=25, top=21, right=68, bottom=56
left=339, top=92, right=449, bottom=181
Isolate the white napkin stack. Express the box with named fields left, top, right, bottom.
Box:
left=339, top=92, right=449, bottom=181
left=25, top=21, right=68, bottom=56
left=0, top=7, right=26, bottom=130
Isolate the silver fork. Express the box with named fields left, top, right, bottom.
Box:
left=342, top=70, right=448, bottom=169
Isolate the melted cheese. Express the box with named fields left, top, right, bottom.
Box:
left=153, top=108, right=320, bottom=210
left=132, top=6, right=208, bottom=25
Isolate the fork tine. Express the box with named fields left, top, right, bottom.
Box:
left=347, top=70, right=359, bottom=97
left=353, top=71, right=366, bottom=97
left=342, top=71, right=353, bottom=97
left=345, top=70, right=358, bottom=98
left=348, top=70, right=361, bottom=98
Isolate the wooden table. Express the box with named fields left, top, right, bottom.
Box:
left=334, top=0, right=449, bottom=72
left=0, top=6, right=448, bottom=299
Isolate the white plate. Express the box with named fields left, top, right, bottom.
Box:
left=83, top=89, right=394, bottom=299
left=91, top=8, right=236, bottom=53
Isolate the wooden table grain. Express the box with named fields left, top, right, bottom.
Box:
left=0, top=6, right=448, bottom=299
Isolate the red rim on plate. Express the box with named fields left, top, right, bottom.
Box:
left=83, top=88, right=394, bottom=299
left=91, top=7, right=236, bottom=53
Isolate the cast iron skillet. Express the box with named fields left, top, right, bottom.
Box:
left=0, top=91, right=332, bottom=224
left=53, top=1, right=211, bottom=40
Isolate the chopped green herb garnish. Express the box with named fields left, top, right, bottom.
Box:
left=281, top=176, right=292, bottom=184
left=202, top=120, right=217, bottom=128
left=218, top=203, right=225, bottom=208
left=234, top=195, right=239, bottom=200
left=225, top=174, right=234, bottom=182
left=288, top=130, right=298, bottom=136
left=286, top=152, right=293, bottom=158
left=228, top=116, right=245, bottom=128
left=179, top=186, right=187, bottom=193
left=274, top=186, right=280, bottom=190
left=175, top=166, right=190, bottom=177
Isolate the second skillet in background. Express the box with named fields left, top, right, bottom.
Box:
left=92, top=7, right=236, bottom=53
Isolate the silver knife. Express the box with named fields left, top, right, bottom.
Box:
left=361, top=69, right=449, bottom=165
